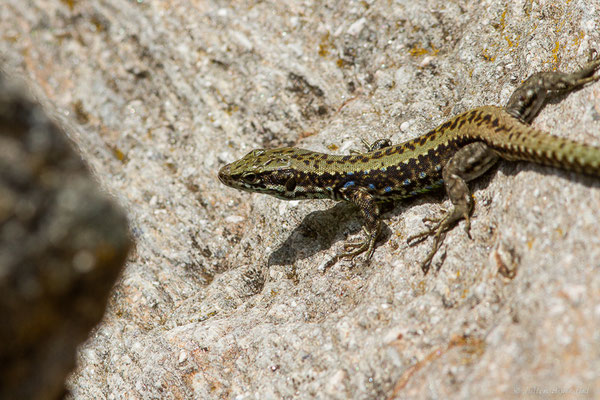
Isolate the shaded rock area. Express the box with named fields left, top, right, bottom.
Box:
left=2, top=0, right=600, bottom=399
left=0, top=74, right=131, bottom=399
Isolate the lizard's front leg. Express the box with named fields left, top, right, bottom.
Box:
left=408, top=142, right=499, bottom=273
left=339, top=189, right=381, bottom=261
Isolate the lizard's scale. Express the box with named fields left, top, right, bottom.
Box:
left=219, top=56, right=600, bottom=272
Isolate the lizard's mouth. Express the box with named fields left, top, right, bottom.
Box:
left=217, top=164, right=232, bottom=186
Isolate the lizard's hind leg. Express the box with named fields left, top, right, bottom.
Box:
left=407, top=142, right=499, bottom=274
left=505, top=54, right=600, bottom=123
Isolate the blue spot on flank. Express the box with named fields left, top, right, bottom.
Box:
left=368, top=183, right=376, bottom=190
left=403, top=179, right=411, bottom=186
left=409, top=191, right=417, bottom=196
left=435, top=164, right=442, bottom=171
left=384, top=186, right=392, bottom=193
left=419, top=171, right=426, bottom=178
left=381, top=167, right=387, bottom=172
left=344, top=181, right=356, bottom=188
left=347, top=171, right=354, bottom=175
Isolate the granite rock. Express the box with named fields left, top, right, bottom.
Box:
left=1, top=0, right=600, bottom=398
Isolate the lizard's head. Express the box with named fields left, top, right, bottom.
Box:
left=218, top=147, right=310, bottom=200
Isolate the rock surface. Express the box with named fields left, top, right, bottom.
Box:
left=0, top=73, right=131, bottom=399
left=2, top=0, right=600, bottom=398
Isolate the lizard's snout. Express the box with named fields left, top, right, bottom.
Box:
left=218, top=164, right=232, bottom=185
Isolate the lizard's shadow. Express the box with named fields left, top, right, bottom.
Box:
left=266, top=193, right=445, bottom=267
left=267, top=160, right=600, bottom=267
left=267, top=201, right=361, bottom=267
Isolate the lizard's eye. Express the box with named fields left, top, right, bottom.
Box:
left=285, top=176, right=297, bottom=192
left=243, top=172, right=257, bottom=183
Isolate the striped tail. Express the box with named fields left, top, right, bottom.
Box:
left=477, top=106, right=600, bottom=176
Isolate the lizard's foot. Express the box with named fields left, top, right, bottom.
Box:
left=405, top=210, right=447, bottom=245
left=506, top=52, right=600, bottom=123
left=407, top=216, right=448, bottom=274
left=407, top=206, right=471, bottom=274
left=323, top=226, right=379, bottom=270
left=322, top=236, right=376, bottom=271
left=363, top=138, right=392, bottom=152
left=341, top=226, right=378, bottom=260
left=341, top=240, right=371, bottom=259
left=350, top=138, right=393, bottom=155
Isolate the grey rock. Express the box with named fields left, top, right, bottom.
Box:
left=2, top=1, right=600, bottom=399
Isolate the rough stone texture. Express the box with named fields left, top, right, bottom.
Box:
left=2, top=0, right=600, bottom=399
left=0, top=73, right=131, bottom=399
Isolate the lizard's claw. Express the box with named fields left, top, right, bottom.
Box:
left=406, top=210, right=445, bottom=246
left=407, top=206, right=469, bottom=274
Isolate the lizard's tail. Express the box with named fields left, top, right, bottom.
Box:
left=478, top=106, right=600, bottom=176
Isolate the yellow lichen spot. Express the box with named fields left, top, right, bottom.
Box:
left=504, top=33, right=520, bottom=48
left=61, top=0, right=75, bottom=11
left=318, top=32, right=331, bottom=57
left=327, top=143, right=339, bottom=151
left=112, top=146, right=126, bottom=162
left=573, top=31, right=584, bottom=46
left=551, top=41, right=561, bottom=69
left=417, top=280, right=426, bottom=295
left=461, top=288, right=469, bottom=299
left=524, top=0, right=532, bottom=17
left=409, top=43, right=428, bottom=57
left=527, top=239, right=534, bottom=249
left=482, top=48, right=496, bottom=62
left=555, top=227, right=564, bottom=236
left=498, top=9, right=507, bottom=32
left=408, top=43, right=440, bottom=58
left=225, top=104, right=239, bottom=116
left=411, top=280, right=427, bottom=296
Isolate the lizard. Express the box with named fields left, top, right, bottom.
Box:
left=218, top=55, right=600, bottom=273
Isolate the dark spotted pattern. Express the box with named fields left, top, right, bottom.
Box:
left=219, top=104, right=600, bottom=205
